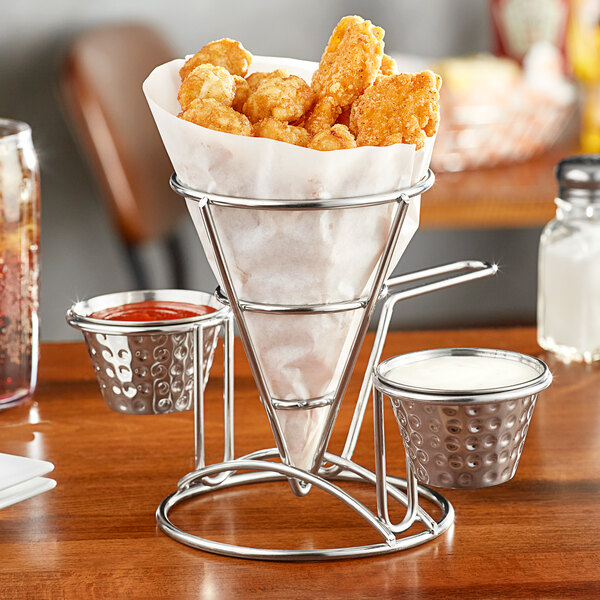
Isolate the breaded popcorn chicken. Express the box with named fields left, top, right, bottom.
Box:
left=179, top=98, right=253, bottom=136
left=178, top=64, right=236, bottom=110
left=304, top=96, right=341, bottom=135
left=246, top=69, right=290, bottom=92
left=350, top=71, right=441, bottom=149
left=180, top=38, right=252, bottom=80
left=253, top=118, right=310, bottom=147
left=311, top=15, right=384, bottom=109
left=380, top=54, right=398, bottom=76
left=174, top=20, right=442, bottom=150
left=232, top=75, right=250, bottom=112
left=243, top=73, right=314, bottom=124
left=336, top=106, right=351, bottom=127
left=308, top=124, right=357, bottom=151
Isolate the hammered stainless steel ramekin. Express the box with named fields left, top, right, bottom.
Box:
left=66, top=289, right=229, bottom=415
left=374, top=348, right=552, bottom=489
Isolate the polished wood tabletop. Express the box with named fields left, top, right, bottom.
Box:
left=422, top=136, right=580, bottom=230
left=0, top=328, right=599, bottom=599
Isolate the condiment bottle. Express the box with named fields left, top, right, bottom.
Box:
left=567, top=0, right=600, bottom=152
left=538, top=155, right=600, bottom=362
left=490, top=0, right=569, bottom=68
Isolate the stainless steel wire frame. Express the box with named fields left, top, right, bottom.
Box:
left=157, top=172, right=497, bottom=560
left=171, top=171, right=434, bottom=495
left=191, top=311, right=236, bottom=483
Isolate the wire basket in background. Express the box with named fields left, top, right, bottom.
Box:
left=431, top=90, right=575, bottom=173
left=393, top=50, right=577, bottom=173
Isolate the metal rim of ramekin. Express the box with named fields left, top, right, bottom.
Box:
left=375, top=347, right=552, bottom=404
left=66, top=289, right=230, bottom=335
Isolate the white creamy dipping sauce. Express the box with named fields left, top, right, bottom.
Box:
left=385, top=355, right=539, bottom=392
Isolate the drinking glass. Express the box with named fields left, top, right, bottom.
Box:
left=0, top=119, right=40, bottom=408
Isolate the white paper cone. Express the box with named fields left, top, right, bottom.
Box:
left=143, top=56, right=436, bottom=471
left=275, top=406, right=330, bottom=472
left=245, top=309, right=365, bottom=400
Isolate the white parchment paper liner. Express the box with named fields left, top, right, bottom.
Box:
left=144, top=57, right=435, bottom=469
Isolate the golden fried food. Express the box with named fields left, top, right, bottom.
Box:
left=178, top=64, right=236, bottom=110
left=174, top=18, right=443, bottom=152
left=246, top=69, right=290, bottom=92
left=308, top=124, right=357, bottom=151
left=243, top=73, right=314, bottom=123
left=304, top=96, right=341, bottom=135
left=253, top=118, right=310, bottom=147
left=179, top=98, right=253, bottom=136
left=350, top=71, right=440, bottom=149
left=311, top=15, right=384, bottom=109
left=232, top=75, right=250, bottom=112
left=380, top=54, right=398, bottom=76
left=179, top=38, right=252, bottom=80
left=336, top=105, right=351, bottom=127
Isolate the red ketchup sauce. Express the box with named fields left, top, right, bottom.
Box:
left=89, top=300, right=216, bottom=322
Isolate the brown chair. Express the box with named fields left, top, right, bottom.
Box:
left=59, top=23, right=186, bottom=288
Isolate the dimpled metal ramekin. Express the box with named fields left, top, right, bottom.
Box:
left=67, top=289, right=229, bottom=415
left=374, top=348, right=552, bottom=489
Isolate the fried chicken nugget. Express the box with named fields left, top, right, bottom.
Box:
left=242, top=73, right=314, bottom=124
left=178, top=64, right=235, bottom=110
left=308, top=124, right=357, bottom=151
left=232, top=75, right=250, bottom=112
left=336, top=105, right=351, bottom=127
left=350, top=71, right=441, bottom=149
left=304, top=96, right=341, bottom=135
left=179, top=98, right=253, bottom=136
left=311, top=15, right=384, bottom=109
left=180, top=38, right=252, bottom=80
left=380, top=54, right=398, bottom=76
left=253, top=118, right=310, bottom=147
left=246, top=69, right=290, bottom=92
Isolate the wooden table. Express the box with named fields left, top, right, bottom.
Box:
left=1, top=328, right=599, bottom=599
left=422, top=137, right=580, bottom=229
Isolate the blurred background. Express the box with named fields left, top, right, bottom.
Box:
left=0, top=0, right=581, bottom=340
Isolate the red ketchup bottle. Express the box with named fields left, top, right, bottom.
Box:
left=490, top=0, right=570, bottom=70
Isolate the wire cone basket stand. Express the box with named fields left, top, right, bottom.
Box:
left=157, top=169, right=497, bottom=560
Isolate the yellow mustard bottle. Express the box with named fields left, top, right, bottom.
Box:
left=568, top=0, right=600, bottom=151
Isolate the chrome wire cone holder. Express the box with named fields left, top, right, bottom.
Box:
left=157, top=170, right=497, bottom=560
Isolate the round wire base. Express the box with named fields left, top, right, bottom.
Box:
left=156, top=454, right=454, bottom=561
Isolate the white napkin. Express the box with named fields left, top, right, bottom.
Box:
left=0, top=453, right=55, bottom=509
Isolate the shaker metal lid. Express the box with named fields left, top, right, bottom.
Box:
left=556, top=155, right=600, bottom=202
left=0, top=119, right=32, bottom=144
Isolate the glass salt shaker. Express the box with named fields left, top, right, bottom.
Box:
left=538, top=155, right=600, bottom=362
left=0, top=120, right=40, bottom=408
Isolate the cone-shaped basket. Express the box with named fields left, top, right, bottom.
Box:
left=171, top=172, right=435, bottom=491
left=143, top=55, right=436, bottom=491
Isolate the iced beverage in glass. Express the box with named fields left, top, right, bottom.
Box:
left=0, top=120, right=40, bottom=408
